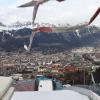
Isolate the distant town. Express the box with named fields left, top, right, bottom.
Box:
left=0, top=46, right=100, bottom=89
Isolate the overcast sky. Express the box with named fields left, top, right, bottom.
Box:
left=0, top=0, right=100, bottom=26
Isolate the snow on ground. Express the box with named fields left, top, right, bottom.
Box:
left=11, top=90, right=90, bottom=100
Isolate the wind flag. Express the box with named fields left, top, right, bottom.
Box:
left=18, top=0, right=65, bottom=52
left=33, top=27, right=53, bottom=33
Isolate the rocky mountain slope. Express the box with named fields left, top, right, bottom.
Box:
left=0, top=22, right=100, bottom=51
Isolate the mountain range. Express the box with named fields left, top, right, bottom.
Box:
left=0, top=22, right=100, bottom=52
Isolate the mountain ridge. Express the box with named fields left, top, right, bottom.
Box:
left=0, top=22, right=100, bottom=52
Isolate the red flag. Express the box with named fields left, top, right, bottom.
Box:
left=88, top=7, right=100, bottom=25
left=33, top=27, right=53, bottom=33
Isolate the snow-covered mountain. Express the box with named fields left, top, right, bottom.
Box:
left=0, top=21, right=100, bottom=51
